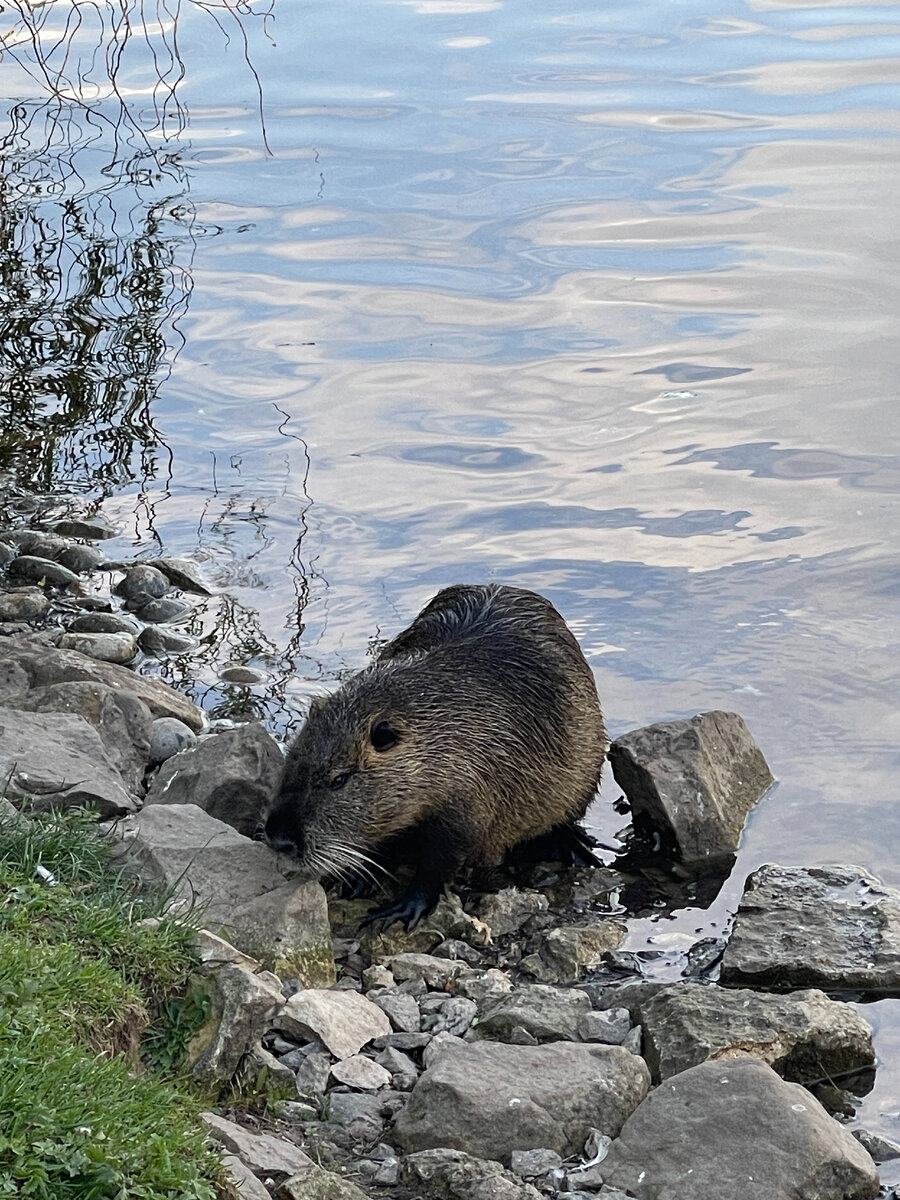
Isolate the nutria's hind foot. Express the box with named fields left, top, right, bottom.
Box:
left=360, top=884, right=437, bottom=932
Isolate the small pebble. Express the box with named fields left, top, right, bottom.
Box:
left=149, top=717, right=197, bottom=765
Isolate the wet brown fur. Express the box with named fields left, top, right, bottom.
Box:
left=265, top=584, right=607, bottom=922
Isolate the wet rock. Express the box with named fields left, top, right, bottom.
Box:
left=475, top=983, right=592, bottom=1042
left=10, top=680, right=152, bottom=794
left=720, top=863, right=900, bottom=993
left=274, top=988, right=391, bottom=1060
left=535, top=922, right=626, bottom=983
left=402, top=1148, right=544, bottom=1200
left=52, top=515, right=119, bottom=540
left=188, top=961, right=285, bottom=1087
left=0, top=588, right=50, bottom=622
left=600, top=1057, right=879, bottom=1199
left=0, top=706, right=138, bottom=815
left=330, top=1054, right=392, bottom=1090
left=0, top=640, right=205, bottom=729
left=11, top=532, right=70, bottom=559
left=0, top=541, right=15, bottom=566
left=68, top=612, right=138, bottom=635
left=58, top=543, right=104, bottom=574
left=144, top=721, right=282, bottom=837
left=610, top=710, right=773, bottom=865
left=138, top=625, right=200, bottom=655
left=577, top=1008, right=632, bottom=1045
left=148, top=716, right=197, bottom=765
left=474, top=888, right=549, bottom=938
left=853, top=1128, right=900, bottom=1164
left=116, top=563, right=169, bottom=602
left=136, top=596, right=193, bottom=623
left=109, top=804, right=334, bottom=979
left=8, top=555, right=80, bottom=589
left=154, top=557, right=213, bottom=594
left=220, top=665, right=269, bottom=685
left=637, top=982, right=874, bottom=1084
left=393, top=1041, right=650, bottom=1162
left=57, top=631, right=138, bottom=664
left=203, top=1112, right=312, bottom=1176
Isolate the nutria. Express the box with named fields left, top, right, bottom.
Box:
left=265, top=583, right=607, bottom=928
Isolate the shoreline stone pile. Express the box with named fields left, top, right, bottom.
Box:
left=1, top=505, right=897, bottom=1200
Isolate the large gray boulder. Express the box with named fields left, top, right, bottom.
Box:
left=0, top=640, right=205, bottom=730
left=609, top=711, right=773, bottom=865
left=108, top=804, right=334, bottom=983
left=474, top=984, right=592, bottom=1042
left=0, top=706, right=138, bottom=816
left=393, top=1040, right=650, bottom=1162
left=720, top=863, right=900, bottom=993
left=600, top=1057, right=879, bottom=1199
left=8, top=680, right=152, bottom=794
left=636, top=982, right=874, bottom=1084
left=144, top=722, right=283, bottom=836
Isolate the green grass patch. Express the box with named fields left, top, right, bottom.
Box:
left=0, top=808, right=226, bottom=1199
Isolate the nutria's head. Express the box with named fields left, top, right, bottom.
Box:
left=264, top=666, right=420, bottom=885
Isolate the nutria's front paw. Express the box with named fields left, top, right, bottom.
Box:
left=361, top=890, right=434, bottom=931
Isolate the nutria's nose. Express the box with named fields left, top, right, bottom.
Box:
left=267, top=832, right=299, bottom=857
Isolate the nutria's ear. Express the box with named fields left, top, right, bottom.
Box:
left=370, top=719, right=400, bottom=752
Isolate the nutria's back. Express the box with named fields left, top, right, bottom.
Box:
left=265, top=583, right=607, bottom=927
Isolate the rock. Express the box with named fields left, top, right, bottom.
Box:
left=388, top=953, right=466, bottom=990
left=0, top=706, right=138, bottom=815
left=393, top=1041, right=650, bottom=1162
left=220, top=666, right=269, bottom=685
left=422, top=1032, right=466, bottom=1068
left=636, top=982, right=875, bottom=1084
left=536, top=922, right=626, bottom=983
left=600, top=1057, right=879, bottom=1199
left=109, top=805, right=334, bottom=980
left=10, top=532, right=70, bottom=559
left=330, top=1054, right=392, bottom=1091
left=374, top=1046, right=418, bottom=1090
left=68, top=612, right=137, bottom=635
left=475, top=984, right=592, bottom=1042
left=720, top=863, right=900, bottom=993
left=203, top=1112, right=313, bottom=1176
left=474, top=888, right=549, bottom=938
left=510, top=1148, right=563, bottom=1178
left=609, top=710, right=773, bottom=865
left=0, top=641, right=205, bottom=729
left=0, top=589, right=49, bottom=621
left=138, top=625, right=200, bottom=655
left=419, top=995, right=477, bottom=1036
left=116, top=563, right=169, bottom=602
left=188, top=963, right=284, bottom=1087
left=577, top=1008, right=632, bottom=1045
left=295, top=1050, right=334, bottom=1099
left=193, top=929, right=262, bottom=973
left=325, top=1092, right=389, bottom=1144
left=853, top=1128, right=900, bottom=1163
left=402, top=1148, right=545, bottom=1199
left=144, top=722, right=282, bottom=836
left=0, top=541, right=16, bottom=566
left=280, top=1164, right=370, bottom=1199
left=221, top=1154, right=272, bottom=1200
left=136, top=596, right=193, bottom=623
left=372, top=990, right=421, bottom=1033
left=274, top=988, right=391, bottom=1060
left=453, top=968, right=513, bottom=1007
left=154, top=557, right=213, bottom=594
left=148, top=716, right=197, bottom=765
left=370, top=1031, right=432, bottom=1052
left=57, top=631, right=137, bottom=664
left=10, top=681, right=152, bottom=794
left=362, top=964, right=395, bottom=990
left=58, top=543, right=104, bottom=574
left=8, top=555, right=80, bottom=589
left=52, top=515, right=118, bottom=540
left=236, top=1042, right=298, bottom=1100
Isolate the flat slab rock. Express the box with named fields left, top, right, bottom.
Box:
left=274, top=987, right=391, bottom=1060
left=600, top=1057, right=879, bottom=1200
left=393, top=1039, right=650, bottom=1162
left=720, top=863, right=900, bottom=993
left=108, top=804, right=334, bottom=982
left=637, top=982, right=874, bottom=1084
left=609, top=710, right=773, bottom=865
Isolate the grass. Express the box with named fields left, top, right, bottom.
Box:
left=0, top=807, right=227, bottom=1199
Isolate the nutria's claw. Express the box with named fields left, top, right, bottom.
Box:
left=361, top=891, right=433, bottom=932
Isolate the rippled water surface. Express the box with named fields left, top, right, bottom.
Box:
left=2, top=0, right=899, bottom=1132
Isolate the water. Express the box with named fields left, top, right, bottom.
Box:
left=1, top=0, right=899, bottom=1135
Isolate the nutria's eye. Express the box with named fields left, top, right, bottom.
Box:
left=329, top=771, right=351, bottom=790
left=370, top=720, right=399, bottom=752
